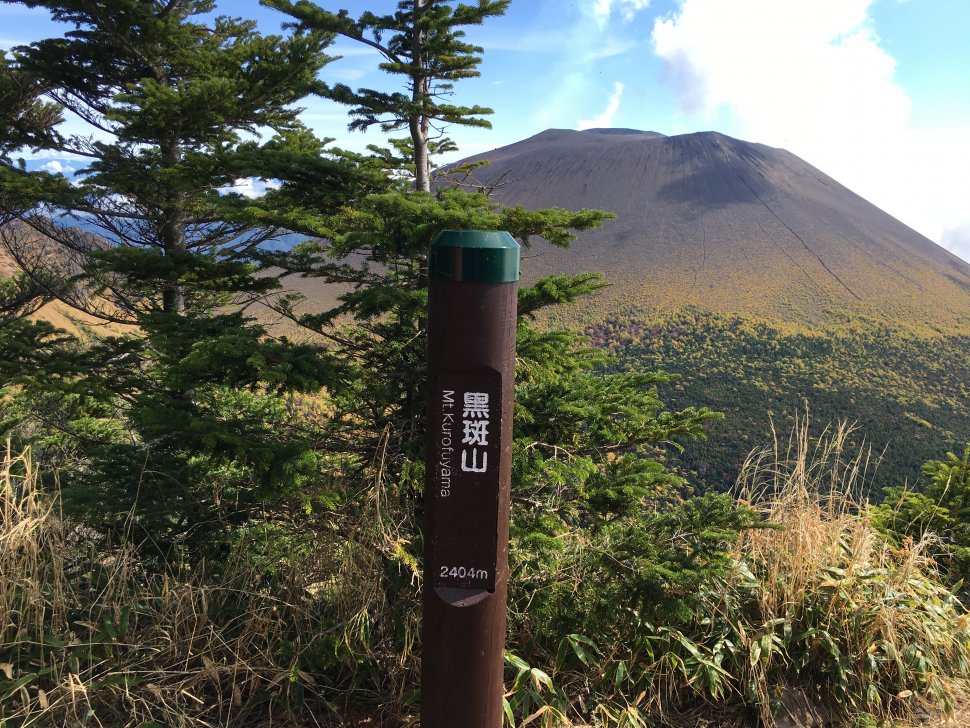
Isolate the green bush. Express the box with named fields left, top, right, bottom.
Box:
left=503, top=424, right=970, bottom=727
left=872, top=445, right=970, bottom=586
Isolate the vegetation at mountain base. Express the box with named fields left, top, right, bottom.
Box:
left=1, top=1, right=969, bottom=727
left=588, top=306, right=970, bottom=495
left=504, top=424, right=970, bottom=727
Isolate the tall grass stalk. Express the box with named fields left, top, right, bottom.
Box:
left=732, top=420, right=970, bottom=724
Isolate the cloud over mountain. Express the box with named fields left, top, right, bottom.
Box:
left=592, top=0, right=651, bottom=23
left=577, top=82, right=625, bottom=130
left=650, top=0, right=970, bottom=262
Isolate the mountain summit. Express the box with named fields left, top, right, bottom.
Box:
left=455, top=128, right=970, bottom=331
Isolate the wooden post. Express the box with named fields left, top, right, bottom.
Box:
left=422, top=230, right=520, bottom=727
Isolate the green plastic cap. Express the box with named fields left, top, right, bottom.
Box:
left=429, top=230, right=521, bottom=283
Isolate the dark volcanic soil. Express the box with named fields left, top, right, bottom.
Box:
left=448, top=128, right=970, bottom=331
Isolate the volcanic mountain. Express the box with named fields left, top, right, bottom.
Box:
left=453, top=128, right=970, bottom=332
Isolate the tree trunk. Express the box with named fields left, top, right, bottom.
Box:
left=410, top=0, right=431, bottom=193
left=160, top=138, right=186, bottom=314
left=410, top=112, right=431, bottom=194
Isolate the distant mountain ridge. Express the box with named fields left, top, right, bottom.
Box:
left=453, top=128, right=970, bottom=332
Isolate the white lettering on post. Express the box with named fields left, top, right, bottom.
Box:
left=460, top=391, right=490, bottom=474
left=461, top=448, right=488, bottom=473
left=439, top=390, right=455, bottom=496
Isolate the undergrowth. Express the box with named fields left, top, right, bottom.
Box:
left=504, top=422, right=970, bottom=727
left=3, top=425, right=969, bottom=727
left=0, top=442, right=418, bottom=727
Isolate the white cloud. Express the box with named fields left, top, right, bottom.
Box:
left=652, top=0, right=970, bottom=262
left=577, top=82, right=625, bottom=130
left=14, top=149, right=89, bottom=161
left=475, top=31, right=574, bottom=54
left=327, top=66, right=368, bottom=83
left=0, top=6, right=43, bottom=15
left=300, top=111, right=355, bottom=123
left=582, top=38, right=638, bottom=61
left=873, top=128, right=970, bottom=259
left=330, top=44, right=383, bottom=58
left=39, top=160, right=75, bottom=174
left=941, top=222, right=970, bottom=262
left=652, top=0, right=906, bottom=152
left=222, top=178, right=281, bottom=199
left=593, top=0, right=651, bottom=23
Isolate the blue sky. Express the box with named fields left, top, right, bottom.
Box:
left=3, top=0, right=969, bottom=261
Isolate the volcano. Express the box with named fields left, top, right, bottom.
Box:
left=451, top=128, right=970, bottom=332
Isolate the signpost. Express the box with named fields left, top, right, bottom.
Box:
left=422, top=230, right=520, bottom=728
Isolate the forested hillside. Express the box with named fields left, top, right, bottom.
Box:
left=589, top=308, right=970, bottom=493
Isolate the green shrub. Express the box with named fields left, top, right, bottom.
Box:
left=872, top=444, right=970, bottom=586
left=503, top=423, right=970, bottom=727
left=7, top=420, right=970, bottom=726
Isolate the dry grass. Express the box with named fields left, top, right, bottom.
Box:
left=0, top=442, right=398, bottom=727
left=733, top=419, right=970, bottom=725
left=735, top=419, right=882, bottom=620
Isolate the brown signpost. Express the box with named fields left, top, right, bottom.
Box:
left=422, top=230, right=520, bottom=728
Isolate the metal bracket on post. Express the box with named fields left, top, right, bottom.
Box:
left=422, top=230, right=520, bottom=728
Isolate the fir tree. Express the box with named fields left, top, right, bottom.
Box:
left=0, top=0, right=361, bottom=319
left=0, top=0, right=367, bottom=556
left=257, top=0, right=727, bottom=603
left=262, top=0, right=508, bottom=192
left=256, top=1, right=620, bottom=481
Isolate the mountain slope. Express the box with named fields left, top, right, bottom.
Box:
left=455, top=128, right=970, bottom=332
left=452, top=129, right=970, bottom=491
